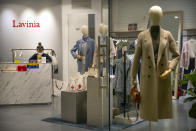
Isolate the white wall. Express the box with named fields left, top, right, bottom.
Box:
left=61, top=0, right=102, bottom=83
left=0, top=0, right=63, bottom=80
left=112, top=0, right=196, bottom=31
left=0, top=0, right=106, bottom=82
left=102, top=0, right=109, bottom=25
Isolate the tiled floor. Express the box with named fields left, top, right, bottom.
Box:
left=124, top=100, right=196, bottom=131
left=0, top=97, right=195, bottom=131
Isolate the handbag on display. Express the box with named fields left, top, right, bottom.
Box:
left=127, top=83, right=141, bottom=123
left=68, top=73, right=88, bottom=92
left=130, top=84, right=141, bottom=104
left=75, top=75, right=84, bottom=91
left=88, top=67, right=98, bottom=77
left=69, top=77, right=76, bottom=91
left=53, top=79, right=66, bottom=96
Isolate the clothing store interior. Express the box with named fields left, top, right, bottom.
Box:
left=0, top=0, right=196, bottom=131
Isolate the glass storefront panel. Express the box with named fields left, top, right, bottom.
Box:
left=108, top=0, right=194, bottom=130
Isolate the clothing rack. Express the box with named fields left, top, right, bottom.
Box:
left=11, top=49, right=54, bottom=63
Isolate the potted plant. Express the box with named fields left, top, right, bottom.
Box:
left=179, top=69, right=196, bottom=131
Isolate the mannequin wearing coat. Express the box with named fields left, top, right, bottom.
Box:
left=93, top=24, right=116, bottom=66
left=70, top=25, right=95, bottom=74
left=131, top=6, right=180, bottom=121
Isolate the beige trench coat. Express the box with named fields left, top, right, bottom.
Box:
left=131, top=28, right=180, bottom=121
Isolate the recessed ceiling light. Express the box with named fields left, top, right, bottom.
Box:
left=174, top=16, right=179, bottom=19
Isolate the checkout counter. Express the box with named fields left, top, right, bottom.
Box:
left=0, top=63, right=52, bottom=105
left=0, top=49, right=54, bottom=105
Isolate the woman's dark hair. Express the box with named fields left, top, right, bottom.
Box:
left=37, top=42, right=44, bottom=51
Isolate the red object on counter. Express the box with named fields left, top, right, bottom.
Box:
left=71, top=86, right=74, bottom=90
left=17, top=66, right=27, bottom=72
left=78, top=84, right=81, bottom=89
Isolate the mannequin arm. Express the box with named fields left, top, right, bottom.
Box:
left=168, top=32, right=180, bottom=70
left=160, top=68, right=172, bottom=79
left=70, top=41, right=79, bottom=59
left=76, top=55, right=83, bottom=60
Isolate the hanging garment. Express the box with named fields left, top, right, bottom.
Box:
left=114, top=58, right=130, bottom=107
left=114, top=56, right=133, bottom=94
left=131, top=28, right=180, bottom=121
left=70, top=36, right=95, bottom=73
left=114, top=54, right=136, bottom=107
left=188, top=39, right=196, bottom=58
left=49, top=50, right=58, bottom=78
left=180, top=39, right=196, bottom=70
left=181, top=58, right=195, bottom=90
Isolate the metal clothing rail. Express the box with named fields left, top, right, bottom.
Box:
left=123, top=50, right=135, bottom=117
left=111, top=36, right=138, bottom=39
left=11, top=49, right=54, bottom=62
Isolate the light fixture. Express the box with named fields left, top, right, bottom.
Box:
left=174, top=16, right=179, bottom=19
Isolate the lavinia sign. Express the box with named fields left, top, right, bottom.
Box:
left=12, top=20, right=40, bottom=28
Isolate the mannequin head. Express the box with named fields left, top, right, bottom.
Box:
left=99, top=24, right=108, bottom=37
left=149, top=6, right=163, bottom=26
left=81, top=25, right=88, bottom=37
left=99, top=23, right=104, bottom=35
left=103, top=25, right=108, bottom=37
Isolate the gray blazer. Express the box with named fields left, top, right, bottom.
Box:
left=70, top=36, right=95, bottom=72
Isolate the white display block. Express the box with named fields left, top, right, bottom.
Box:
left=87, top=77, right=109, bottom=127
left=61, top=91, right=87, bottom=124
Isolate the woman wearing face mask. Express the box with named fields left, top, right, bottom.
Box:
left=29, top=42, right=52, bottom=63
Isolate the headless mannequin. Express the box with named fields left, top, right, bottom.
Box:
left=77, top=25, right=88, bottom=60
left=132, top=6, right=171, bottom=130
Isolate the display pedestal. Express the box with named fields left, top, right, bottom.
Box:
left=61, top=91, right=87, bottom=124
left=87, top=77, right=109, bottom=128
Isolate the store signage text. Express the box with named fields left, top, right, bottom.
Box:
left=12, top=19, right=40, bottom=28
